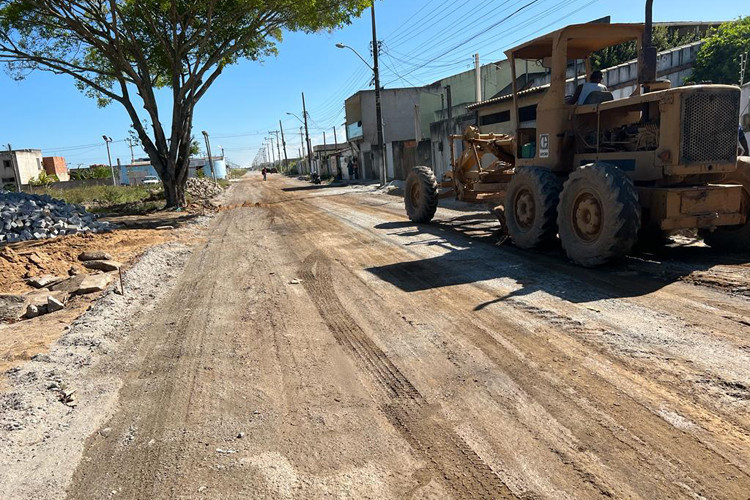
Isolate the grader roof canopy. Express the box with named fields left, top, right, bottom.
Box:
left=507, top=23, right=644, bottom=60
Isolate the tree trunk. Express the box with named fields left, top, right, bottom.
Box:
left=151, top=152, right=189, bottom=209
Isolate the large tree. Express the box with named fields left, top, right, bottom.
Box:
left=691, top=17, right=750, bottom=85
left=0, top=0, right=368, bottom=206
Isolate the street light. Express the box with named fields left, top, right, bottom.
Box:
left=201, top=130, right=217, bottom=182
left=337, top=39, right=387, bottom=185
left=102, top=135, right=116, bottom=186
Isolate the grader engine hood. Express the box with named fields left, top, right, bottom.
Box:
left=657, top=85, right=741, bottom=175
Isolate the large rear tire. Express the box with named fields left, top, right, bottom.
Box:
left=700, top=157, right=750, bottom=250
left=405, top=166, right=438, bottom=223
left=505, top=166, right=561, bottom=248
left=557, top=163, right=641, bottom=266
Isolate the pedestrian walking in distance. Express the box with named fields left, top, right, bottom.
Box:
left=262, top=167, right=267, bottom=181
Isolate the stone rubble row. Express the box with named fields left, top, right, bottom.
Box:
left=186, top=177, right=224, bottom=199
left=0, top=192, right=112, bottom=243
left=0, top=250, right=120, bottom=321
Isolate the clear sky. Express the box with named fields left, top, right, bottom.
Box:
left=0, top=0, right=745, bottom=168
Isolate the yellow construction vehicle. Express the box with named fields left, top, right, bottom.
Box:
left=404, top=1, right=749, bottom=266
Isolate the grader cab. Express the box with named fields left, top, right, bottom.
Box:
left=404, top=5, right=749, bottom=266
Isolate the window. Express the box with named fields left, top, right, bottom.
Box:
left=2, top=177, right=15, bottom=183
left=480, top=110, right=511, bottom=126
left=2, top=160, right=11, bottom=171
left=519, top=105, right=537, bottom=122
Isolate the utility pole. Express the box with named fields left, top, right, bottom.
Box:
left=273, top=130, right=282, bottom=172
left=126, top=138, right=135, bottom=163
left=301, top=92, right=313, bottom=174
left=299, top=126, right=305, bottom=173
left=475, top=53, right=482, bottom=103
left=323, top=131, right=329, bottom=176
left=267, top=135, right=276, bottom=167
left=102, top=135, right=116, bottom=186
left=333, top=126, right=339, bottom=178
left=5, top=144, right=22, bottom=192
left=279, top=120, right=289, bottom=174
left=201, top=130, right=216, bottom=182
left=371, top=1, right=387, bottom=185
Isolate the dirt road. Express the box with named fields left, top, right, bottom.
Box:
left=9, top=173, right=750, bottom=499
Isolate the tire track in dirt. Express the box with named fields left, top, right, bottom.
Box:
left=281, top=195, right=750, bottom=498
left=299, top=251, right=516, bottom=499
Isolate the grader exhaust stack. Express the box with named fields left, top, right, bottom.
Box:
left=639, top=0, right=658, bottom=90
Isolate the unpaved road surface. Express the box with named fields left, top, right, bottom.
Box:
left=5, top=173, right=750, bottom=499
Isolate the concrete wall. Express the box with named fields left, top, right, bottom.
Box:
left=0, top=149, right=43, bottom=186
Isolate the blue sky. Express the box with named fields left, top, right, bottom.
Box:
left=0, top=0, right=745, bottom=167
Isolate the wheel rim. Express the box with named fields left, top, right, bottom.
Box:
left=409, top=181, right=421, bottom=207
left=571, top=190, right=603, bottom=242
left=514, top=188, right=536, bottom=230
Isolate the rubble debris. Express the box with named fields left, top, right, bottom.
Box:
left=0, top=192, right=112, bottom=243
left=26, top=274, right=65, bottom=289
left=82, top=260, right=122, bottom=272
left=51, top=274, right=112, bottom=295
left=186, top=178, right=224, bottom=199
left=75, top=274, right=114, bottom=295
left=78, top=250, right=113, bottom=261
left=47, top=296, right=65, bottom=312
left=24, top=304, right=40, bottom=319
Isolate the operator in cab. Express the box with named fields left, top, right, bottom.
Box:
left=569, top=70, right=607, bottom=105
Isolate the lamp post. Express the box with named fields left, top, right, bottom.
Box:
left=336, top=4, right=386, bottom=186
left=201, top=130, right=216, bottom=182
left=102, top=135, right=116, bottom=186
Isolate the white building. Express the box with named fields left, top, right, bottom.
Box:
left=1, top=149, right=44, bottom=189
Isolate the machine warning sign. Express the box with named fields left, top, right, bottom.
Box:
left=539, top=133, right=550, bottom=158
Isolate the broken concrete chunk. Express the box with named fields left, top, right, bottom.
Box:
left=47, top=296, right=65, bottom=312
left=82, top=260, right=121, bottom=272
left=0, top=294, right=27, bottom=321
left=78, top=250, right=113, bottom=262
left=50, top=275, right=87, bottom=294
left=26, top=274, right=65, bottom=289
left=24, top=304, right=40, bottom=319
left=75, top=274, right=113, bottom=295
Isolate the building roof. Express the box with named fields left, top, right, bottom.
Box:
left=467, top=84, right=549, bottom=110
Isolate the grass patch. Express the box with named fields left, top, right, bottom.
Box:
left=41, top=185, right=165, bottom=214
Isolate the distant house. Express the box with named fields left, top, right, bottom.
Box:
left=0, top=149, right=44, bottom=188
left=119, top=156, right=227, bottom=185
left=42, top=156, right=70, bottom=182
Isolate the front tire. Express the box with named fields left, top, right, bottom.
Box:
left=405, top=166, right=438, bottom=223
left=505, top=166, right=561, bottom=248
left=557, top=163, right=641, bottom=266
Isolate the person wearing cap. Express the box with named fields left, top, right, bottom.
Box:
left=571, top=70, right=608, bottom=105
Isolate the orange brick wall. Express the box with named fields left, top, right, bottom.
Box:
left=42, top=156, right=67, bottom=175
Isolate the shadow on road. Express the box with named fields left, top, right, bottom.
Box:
left=366, top=215, right=750, bottom=305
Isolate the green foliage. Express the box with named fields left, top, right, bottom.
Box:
left=691, top=17, right=750, bottom=85
left=227, top=167, right=248, bottom=179
left=591, top=26, right=702, bottom=70
left=28, top=171, right=59, bottom=186
left=69, top=165, right=111, bottom=180
left=190, top=139, right=201, bottom=156
left=47, top=184, right=164, bottom=214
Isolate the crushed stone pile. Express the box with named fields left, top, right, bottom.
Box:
left=186, top=178, right=224, bottom=199
left=0, top=192, right=112, bottom=243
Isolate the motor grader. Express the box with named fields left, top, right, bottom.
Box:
left=404, top=3, right=750, bottom=266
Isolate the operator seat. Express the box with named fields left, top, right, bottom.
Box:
left=583, top=91, right=614, bottom=105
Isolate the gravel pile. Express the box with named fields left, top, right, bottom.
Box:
left=186, top=178, right=224, bottom=199
left=1, top=193, right=112, bottom=243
